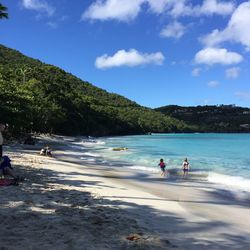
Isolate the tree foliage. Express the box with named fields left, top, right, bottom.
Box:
left=156, top=105, right=250, bottom=133
left=0, top=45, right=190, bottom=136
left=0, top=3, right=8, bottom=19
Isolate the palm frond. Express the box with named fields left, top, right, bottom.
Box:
left=0, top=3, right=8, bottom=19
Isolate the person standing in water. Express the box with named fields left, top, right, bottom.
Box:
left=182, top=158, right=190, bottom=178
left=158, top=158, right=167, bottom=177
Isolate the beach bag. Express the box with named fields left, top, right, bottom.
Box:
left=0, top=178, right=17, bottom=186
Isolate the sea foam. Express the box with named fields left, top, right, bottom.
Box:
left=208, top=172, right=250, bottom=193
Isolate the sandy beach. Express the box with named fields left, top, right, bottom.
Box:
left=1, top=135, right=250, bottom=250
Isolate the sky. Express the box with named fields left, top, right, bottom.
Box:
left=0, top=0, right=250, bottom=108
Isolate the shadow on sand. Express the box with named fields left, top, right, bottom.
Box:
left=1, top=151, right=250, bottom=250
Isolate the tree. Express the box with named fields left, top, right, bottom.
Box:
left=0, top=3, right=8, bottom=19
left=0, top=44, right=191, bottom=136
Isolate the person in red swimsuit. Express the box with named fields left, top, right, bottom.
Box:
left=158, top=158, right=167, bottom=177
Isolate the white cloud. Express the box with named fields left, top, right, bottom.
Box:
left=225, top=67, right=240, bottom=79
left=200, top=29, right=224, bottom=47
left=21, top=0, right=54, bottom=16
left=201, top=1, right=250, bottom=50
left=147, top=0, right=188, bottom=17
left=82, top=0, right=144, bottom=22
left=147, top=0, right=174, bottom=14
left=169, top=1, right=192, bottom=17
left=83, top=0, right=234, bottom=22
left=208, top=80, right=219, bottom=87
left=95, top=49, right=165, bottom=69
left=195, top=0, right=235, bottom=16
left=148, top=0, right=234, bottom=17
left=160, top=21, right=185, bottom=39
left=192, top=67, right=201, bottom=76
left=235, top=91, right=250, bottom=101
left=194, top=47, right=243, bottom=65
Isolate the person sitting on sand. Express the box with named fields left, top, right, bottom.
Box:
left=40, top=145, right=52, bottom=157
left=158, top=158, right=167, bottom=177
left=182, top=158, right=190, bottom=178
left=46, top=146, right=52, bottom=157
left=40, top=148, right=46, bottom=156
left=0, top=155, right=23, bottom=182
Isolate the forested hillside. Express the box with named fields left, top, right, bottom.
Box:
left=0, top=45, right=190, bottom=136
left=156, top=105, right=250, bottom=132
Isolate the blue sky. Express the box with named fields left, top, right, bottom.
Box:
left=1, top=0, right=250, bottom=108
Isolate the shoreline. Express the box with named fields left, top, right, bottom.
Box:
left=1, top=135, right=250, bottom=249
left=84, top=134, right=250, bottom=196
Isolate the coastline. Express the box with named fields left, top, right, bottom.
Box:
left=91, top=133, right=250, bottom=195
left=1, top=135, right=250, bottom=249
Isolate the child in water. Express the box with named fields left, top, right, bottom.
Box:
left=158, top=158, right=167, bottom=177
left=182, top=158, right=190, bottom=178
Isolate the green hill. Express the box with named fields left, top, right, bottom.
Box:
left=155, top=105, right=250, bottom=133
left=0, top=44, right=189, bottom=136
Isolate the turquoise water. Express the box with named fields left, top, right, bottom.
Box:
left=85, top=134, right=250, bottom=193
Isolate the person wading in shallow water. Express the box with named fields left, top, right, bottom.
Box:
left=158, top=158, right=168, bottom=177
left=182, top=158, right=190, bottom=178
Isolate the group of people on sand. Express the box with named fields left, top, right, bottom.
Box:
left=158, top=158, right=190, bottom=178
left=40, top=145, right=52, bottom=157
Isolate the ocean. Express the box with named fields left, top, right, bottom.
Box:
left=80, top=134, right=250, bottom=195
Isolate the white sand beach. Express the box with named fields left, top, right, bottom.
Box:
left=1, top=135, right=250, bottom=250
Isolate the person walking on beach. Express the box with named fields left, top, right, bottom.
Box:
left=158, top=158, right=167, bottom=177
left=182, top=158, right=190, bottom=178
